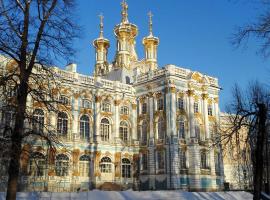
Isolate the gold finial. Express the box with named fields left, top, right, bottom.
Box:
left=98, top=13, right=104, bottom=38
left=148, top=11, right=153, bottom=36
left=121, top=0, right=128, bottom=23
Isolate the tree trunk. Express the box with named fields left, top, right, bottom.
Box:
left=253, top=103, right=267, bottom=200
left=6, top=81, right=28, bottom=200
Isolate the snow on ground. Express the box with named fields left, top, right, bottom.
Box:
left=0, top=190, right=253, bottom=200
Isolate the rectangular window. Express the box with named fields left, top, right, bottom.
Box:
left=194, top=102, right=199, bottom=113
left=178, top=98, right=184, bottom=110
left=179, top=150, right=187, bottom=169
left=101, top=103, right=111, bottom=112
left=141, top=153, right=148, bottom=170
left=157, top=98, right=163, bottom=111
left=142, top=103, right=147, bottom=114
left=120, top=106, right=129, bottom=115
left=208, top=105, right=213, bottom=116
left=157, top=151, right=165, bottom=170
left=59, top=96, right=69, bottom=105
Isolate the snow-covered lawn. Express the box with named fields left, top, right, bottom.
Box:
left=0, top=190, right=253, bottom=200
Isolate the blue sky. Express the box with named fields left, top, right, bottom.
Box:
left=70, top=0, right=269, bottom=111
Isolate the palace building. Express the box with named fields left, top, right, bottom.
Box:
left=0, top=1, right=224, bottom=192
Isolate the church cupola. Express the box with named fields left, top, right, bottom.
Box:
left=143, top=11, right=159, bottom=71
left=113, top=0, right=138, bottom=70
left=93, top=14, right=110, bottom=77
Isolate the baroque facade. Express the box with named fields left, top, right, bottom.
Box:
left=0, top=1, right=224, bottom=192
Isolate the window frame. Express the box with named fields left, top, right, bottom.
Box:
left=100, top=157, right=112, bottom=173
left=120, top=106, right=129, bottom=115
left=100, top=118, right=110, bottom=141
left=57, top=112, right=68, bottom=135
left=194, top=101, right=199, bottom=113
left=79, top=155, right=90, bottom=177
left=178, top=97, right=184, bottom=110
left=121, top=158, right=131, bottom=178
left=120, top=121, right=129, bottom=142
left=80, top=115, right=90, bottom=140
left=82, top=99, right=92, bottom=109
left=55, top=154, right=69, bottom=177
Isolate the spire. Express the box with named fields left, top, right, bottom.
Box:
left=148, top=11, right=153, bottom=36
left=121, top=0, right=129, bottom=23
left=93, top=13, right=110, bottom=77
left=98, top=13, right=104, bottom=38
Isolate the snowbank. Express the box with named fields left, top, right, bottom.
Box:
left=0, top=190, right=253, bottom=200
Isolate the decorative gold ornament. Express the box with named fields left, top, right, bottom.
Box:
left=187, top=89, right=195, bottom=97
left=114, top=100, right=121, bottom=106
left=202, top=93, right=209, bottom=100
left=95, top=96, right=102, bottom=103
left=132, top=103, right=137, bottom=110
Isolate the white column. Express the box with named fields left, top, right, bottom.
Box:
left=149, top=95, right=154, bottom=138
left=185, top=94, right=190, bottom=139
left=210, top=149, right=217, bottom=189
left=188, top=90, right=195, bottom=138
left=131, top=103, right=137, bottom=140
left=202, top=94, right=209, bottom=139
left=171, top=90, right=177, bottom=136
left=95, top=94, right=101, bottom=142
left=114, top=99, right=120, bottom=140
left=72, top=97, right=79, bottom=141
left=214, top=97, right=219, bottom=118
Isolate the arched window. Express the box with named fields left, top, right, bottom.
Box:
left=100, top=157, right=112, bottom=173
left=79, top=155, right=90, bottom=177
left=195, top=120, right=200, bottom=139
left=101, top=101, right=111, bottom=112
left=157, top=118, right=165, bottom=140
left=120, top=121, right=129, bottom=142
left=29, top=152, right=46, bottom=176
left=201, top=151, right=209, bottom=169
left=33, top=109, right=44, bottom=132
left=178, top=117, right=185, bottom=139
left=101, top=118, right=110, bottom=141
left=80, top=115, right=90, bottom=140
left=141, top=120, right=148, bottom=144
left=179, top=149, right=187, bottom=169
left=55, top=154, right=69, bottom=176
left=122, top=158, right=131, bottom=178
left=57, top=112, right=68, bottom=135
left=82, top=99, right=92, bottom=109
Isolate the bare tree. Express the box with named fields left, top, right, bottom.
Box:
left=0, top=1, right=79, bottom=199
left=232, top=1, right=270, bottom=58
left=219, top=82, right=270, bottom=200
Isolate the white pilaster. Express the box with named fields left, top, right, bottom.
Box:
left=72, top=97, right=79, bottom=141
left=202, top=94, right=209, bottom=139
left=114, top=98, right=120, bottom=139
left=188, top=90, right=195, bottom=138
left=94, top=93, right=101, bottom=142
left=132, top=103, right=137, bottom=140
